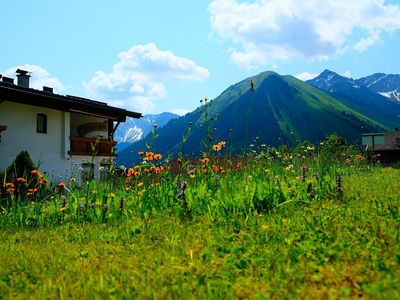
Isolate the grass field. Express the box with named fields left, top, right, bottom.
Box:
left=1, top=140, right=400, bottom=299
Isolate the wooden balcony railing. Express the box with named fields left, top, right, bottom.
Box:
left=69, top=136, right=117, bottom=157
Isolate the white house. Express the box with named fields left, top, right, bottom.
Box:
left=0, top=69, right=141, bottom=181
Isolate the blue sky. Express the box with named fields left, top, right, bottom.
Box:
left=1, top=0, right=400, bottom=115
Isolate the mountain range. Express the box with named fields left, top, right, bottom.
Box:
left=307, top=70, right=400, bottom=128
left=114, top=112, right=178, bottom=151
left=115, top=69, right=400, bottom=166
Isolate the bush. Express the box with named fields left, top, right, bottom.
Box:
left=6, top=150, right=36, bottom=180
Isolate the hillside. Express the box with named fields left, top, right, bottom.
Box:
left=117, top=71, right=386, bottom=166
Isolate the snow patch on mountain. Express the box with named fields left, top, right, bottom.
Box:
left=114, top=112, right=179, bottom=150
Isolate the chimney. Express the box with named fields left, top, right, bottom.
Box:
left=43, top=86, right=53, bottom=93
left=2, top=76, right=14, bottom=84
left=16, top=69, right=31, bottom=88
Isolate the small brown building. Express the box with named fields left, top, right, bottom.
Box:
left=362, top=129, right=400, bottom=163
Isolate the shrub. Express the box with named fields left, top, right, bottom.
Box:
left=6, top=150, right=36, bottom=180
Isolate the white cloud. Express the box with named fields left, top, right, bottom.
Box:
left=295, top=72, right=319, bottom=81
left=209, top=0, right=400, bottom=68
left=84, top=43, right=209, bottom=113
left=170, top=108, right=191, bottom=116
left=2, top=64, right=65, bottom=92
left=341, top=70, right=353, bottom=78
left=353, top=31, right=382, bottom=52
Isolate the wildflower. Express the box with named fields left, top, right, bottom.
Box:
left=108, top=192, right=116, bottom=198
left=177, top=179, right=187, bottom=199
left=133, top=165, right=141, bottom=171
left=200, top=157, right=209, bottom=164
left=212, top=165, right=221, bottom=172
left=212, top=144, right=222, bottom=151
left=134, top=171, right=141, bottom=177
left=336, top=174, right=343, bottom=198
left=31, top=170, right=40, bottom=176
left=143, top=154, right=154, bottom=162
left=16, top=177, right=26, bottom=183
left=300, top=165, right=307, bottom=182
left=5, top=183, right=14, bottom=188
left=119, top=197, right=125, bottom=213
left=355, top=154, right=365, bottom=161
left=60, top=206, right=67, bottom=212
left=137, top=182, right=144, bottom=187
left=57, top=182, right=66, bottom=195
left=247, top=175, right=253, bottom=180
left=190, top=174, right=196, bottom=179
left=138, top=151, right=145, bottom=156
left=154, top=153, right=163, bottom=160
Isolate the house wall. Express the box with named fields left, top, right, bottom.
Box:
left=0, top=101, right=112, bottom=182
left=0, top=101, right=70, bottom=179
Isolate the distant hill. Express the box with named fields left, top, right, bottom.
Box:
left=307, top=70, right=400, bottom=128
left=114, top=112, right=178, bottom=151
left=117, top=71, right=387, bottom=167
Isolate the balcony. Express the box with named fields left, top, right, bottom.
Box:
left=69, top=136, right=117, bottom=157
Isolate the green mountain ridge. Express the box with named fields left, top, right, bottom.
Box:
left=117, top=71, right=387, bottom=166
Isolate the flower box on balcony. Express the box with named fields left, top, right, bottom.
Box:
left=68, top=136, right=117, bottom=157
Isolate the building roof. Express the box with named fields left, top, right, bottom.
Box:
left=0, top=80, right=142, bottom=122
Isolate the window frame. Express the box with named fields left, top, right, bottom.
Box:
left=37, top=113, right=47, bottom=134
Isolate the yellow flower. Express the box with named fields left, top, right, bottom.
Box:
left=137, top=182, right=144, bottom=187
left=212, top=144, right=222, bottom=151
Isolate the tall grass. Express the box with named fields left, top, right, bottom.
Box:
left=0, top=136, right=399, bottom=299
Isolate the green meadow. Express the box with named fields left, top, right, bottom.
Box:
left=1, top=137, right=400, bottom=299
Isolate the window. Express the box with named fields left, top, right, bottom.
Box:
left=37, top=113, right=47, bottom=133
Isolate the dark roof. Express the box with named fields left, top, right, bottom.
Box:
left=0, top=80, right=142, bottom=122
